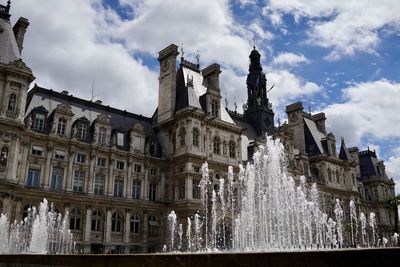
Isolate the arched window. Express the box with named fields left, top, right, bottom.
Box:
left=336, top=170, right=340, bottom=183
left=213, top=136, right=221, bottom=155
left=0, top=146, right=8, bottom=166
left=130, top=215, right=140, bottom=234
left=211, top=99, right=218, bottom=117
left=192, top=128, right=199, bottom=147
left=229, top=141, right=236, bottom=158
left=352, top=174, right=356, bottom=185
left=7, top=93, right=16, bottom=112
left=69, top=208, right=81, bottom=230
left=112, top=211, right=123, bottom=232
left=179, top=127, right=186, bottom=146
left=91, top=210, right=103, bottom=232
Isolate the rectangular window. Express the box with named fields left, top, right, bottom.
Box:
left=116, top=161, right=125, bottom=170
left=192, top=179, right=201, bottom=199
left=134, top=164, right=142, bottom=173
left=27, top=169, right=40, bottom=188
left=114, top=177, right=124, bottom=197
left=150, top=168, right=157, bottom=175
left=31, top=145, right=43, bottom=156
left=98, top=127, right=107, bottom=145
left=50, top=167, right=63, bottom=192
left=33, top=113, right=45, bottom=131
left=130, top=217, right=140, bottom=234
left=55, top=150, right=65, bottom=160
left=97, top=157, right=107, bottom=167
left=57, top=117, right=67, bottom=136
left=149, top=183, right=157, bottom=201
left=132, top=180, right=141, bottom=200
left=94, top=173, right=105, bottom=195
left=117, top=132, right=124, bottom=147
left=179, top=179, right=185, bottom=200
left=73, top=170, right=85, bottom=193
left=76, top=124, right=88, bottom=140
left=76, top=153, right=86, bottom=164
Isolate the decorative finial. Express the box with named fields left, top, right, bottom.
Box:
left=278, top=116, right=281, bottom=127
left=308, top=104, right=312, bottom=114
left=6, top=0, right=11, bottom=12
left=195, top=49, right=200, bottom=66
left=234, top=97, right=237, bottom=112
left=180, top=43, right=184, bottom=59
left=253, top=37, right=256, bottom=49
left=224, top=92, right=228, bottom=108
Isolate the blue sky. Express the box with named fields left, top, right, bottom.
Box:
left=9, top=0, right=400, bottom=192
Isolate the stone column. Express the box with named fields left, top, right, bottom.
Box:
left=107, top=159, right=115, bottom=196
left=160, top=172, right=166, bottom=201
left=126, top=160, right=133, bottom=198
left=105, top=209, right=112, bottom=244
left=144, top=169, right=149, bottom=200
left=18, top=142, right=29, bottom=184
left=43, top=146, right=53, bottom=188
left=0, top=80, right=10, bottom=118
left=8, top=135, right=19, bottom=182
left=142, top=211, right=148, bottom=252
left=88, top=154, right=96, bottom=194
left=186, top=176, right=192, bottom=200
left=14, top=198, right=23, bottom=222
left=66, top=150, right=75, bottom=191
left=84, top=206, right=92, bottom=253
left=124, top=210, right=131, bottom=245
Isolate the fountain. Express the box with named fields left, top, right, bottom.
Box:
left=166, top=135, right=397, bottom=252
left=0, top=198, right=74, bottom=254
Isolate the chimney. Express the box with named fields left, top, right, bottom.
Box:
left=13, top=17, right=29, bottom=54
left=312, top=112, right=327, bottom=134
left=202, top=63, right=221, bottom=93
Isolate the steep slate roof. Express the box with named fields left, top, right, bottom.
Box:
left=0, top=13, right=20, bottom=64
left=175, top=61, right=235, bottom=124
left=358, top=149, right=392, bottom=183
left=339, top=138, right=351, bottom=160
left=303, top=117, right=325, bottom=155
left=26, top=85, right=156, bottom=138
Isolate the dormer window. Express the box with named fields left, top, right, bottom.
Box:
left=57, top=117, right=67, bottom=136
left=117, top=132, right=124, bottom=147
left=76, top=123, right=88, bottom=140
left=211, top=99, right=218, bottom=117
left=33, top=113, right=45, bottom=131
left=98, top=127, right=107, bottom=145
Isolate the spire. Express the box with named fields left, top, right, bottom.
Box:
left=339, top=137, right=351, bottom=161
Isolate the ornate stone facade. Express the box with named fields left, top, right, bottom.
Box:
left=0, top=3, right=396, bottom=254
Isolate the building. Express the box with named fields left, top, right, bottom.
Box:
left=0, top=2, right=396, bottom=253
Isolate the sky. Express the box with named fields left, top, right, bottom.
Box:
left=8, top=0, right=400, bottom=193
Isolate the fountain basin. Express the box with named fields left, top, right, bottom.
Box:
left=0, top=248, right=399, bottom=267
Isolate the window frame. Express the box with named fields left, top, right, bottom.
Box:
left=27, top=169, right=40, bottom=188
left=73, top=170, right=86, bottom=193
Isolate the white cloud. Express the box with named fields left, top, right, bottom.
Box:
left=11, top=0, right=158, bottom=116
left=265, top=0, right=400, bottom=60
left=8, top=0, right=319, bottom=122
left=272, top=52, right=309, bottom=67
left=322, top=79, right=400, bottom=145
